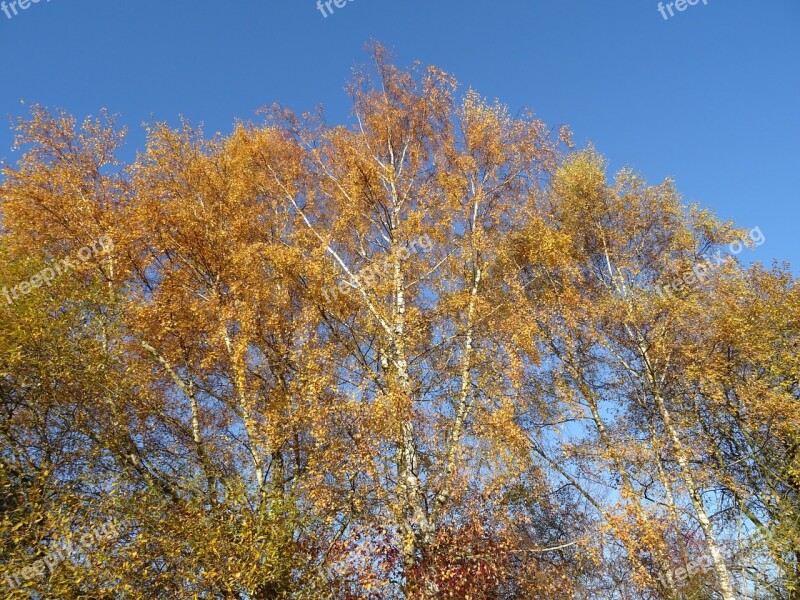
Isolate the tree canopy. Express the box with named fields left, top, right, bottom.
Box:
left=1, top=48, right=797, bottom=599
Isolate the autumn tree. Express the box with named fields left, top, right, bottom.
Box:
left=0, top=47, right=796, bottom=599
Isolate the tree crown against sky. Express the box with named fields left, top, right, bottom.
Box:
left=0, top=48, right=797, bottom=599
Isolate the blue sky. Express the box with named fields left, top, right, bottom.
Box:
left=0, top=0, right=797, bottom=267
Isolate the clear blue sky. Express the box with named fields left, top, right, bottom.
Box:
left=1, top=0, right=797, bottom=267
